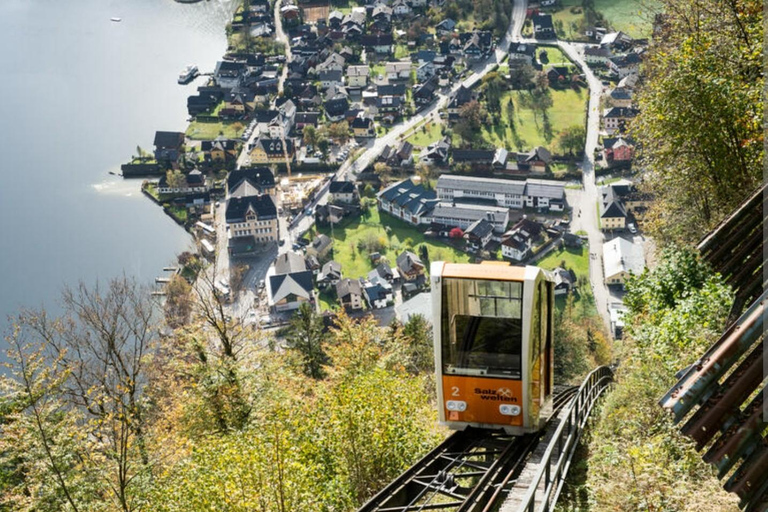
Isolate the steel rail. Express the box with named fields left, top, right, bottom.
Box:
left=357, top=387, right=579, bottom=512
left=517, top=366, right=615, bottom=512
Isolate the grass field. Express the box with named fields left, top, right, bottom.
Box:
left=406, top=121, right=444, bottom=147
left=482, top=88, right=587, bottom=152
left=536, top=245, right=589, bottom=280
left=315, top=207, right=470, bottom=280
left=538, top=46, right=572, bottom=66
left=548, top=0, right=659, bottom=40
left=186, top=119, right=246, bottom=140
left=534, top=245, right=598, bottom=315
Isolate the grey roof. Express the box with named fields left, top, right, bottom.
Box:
left=552, top=267, right=576, bottom=288
left=465, top=218, right=494, bottom=239
left=603, top=237, right=644, bottom=279
left=437, top=174, right=526, bottom=196
left=396, top=251, right=424, bottom=274
left=225, top=194, right=277, bottom=223
left=377, top=179, right=438, bottom=216
left=431, top=202, right=510, bottom=228
left=274, top=251, right=308, bottom=274
left=525, top=179, right=565, bottom=200
left=311, top=234, right=333, bottom=252
left=329, top=180, right=356, bottom=194
left=321, top=260, right=342, bottom=276
left=269, top=271, right=314, bottom=303
left=336, top=277, right=362, bottom=298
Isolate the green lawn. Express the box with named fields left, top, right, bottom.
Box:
left=186, top=119, right=246, bottom=140
left=595, top=0, right=660, bottom=38
left=548, top=0, right=659, bottom=40
left=535, top=245, right=598, bottom=316
left=316, top=208, right=470, bottom=280
left=536, top=245, right=589, bottom=280
left=406, top=121, right=444, bottom=147
left=483, top=88, right=587, bottom=152
left=394, top=44, right=410, bottom=60
left=537, top=46, right=572, bottom=66
left=371, top=64, right=386, bottom=79
left=318, top=288, right=338, bottom=312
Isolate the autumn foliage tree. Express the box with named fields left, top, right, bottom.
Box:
left=633, top=0, right=763, bottom=245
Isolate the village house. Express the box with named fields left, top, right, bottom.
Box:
left=501, top=217, right=544, bottom=261
left=363, top=271, right=393, bottom=309
left=413, top=76, right=438, bottom=107
left=463, top=218, right=495, bottom=251
left=603, top=236, right=645, bottom=286
left=213, top=60, right=247, bottom=89
left=317, top=260, right=342, bottom=288
left=552, top=267, right=576, bottom=295
left=336, top=278, right=364, bottom=311
left=607, top=87, right=633, bottom=108
left=346, top=65, right=370, bottom=88
left=360, top=34, right=394, bottom=55
left=608, top=52, right=642, bottom=78
left=603, top=136, right=634, bottom=164
left=600, top=184, right=628, bottom=230
left=603, top=107, right=639, bottom=134
left=329, top=180, right=359, bottom=204
left=226, top=193, right=279, bottom=256
left=386, top=61, right=412, bottom=81
left=249, top=138, right=295, bottom=164
left=266, top=252, right=314, bottom=312
left=307, top=233, right=334, bottom=259
left=583, top=46, right=612, bottom=66
left=435, top=18, right=456, bottom=36
left=509, top=43, right=536, bottom=64
left=532, top=13, right=556, bottom=39
left=352, top=115, right=376, bottom=137
left=227, top=167, right=276, bottom=197
left=396, top=251, right=425, bottom=282
left=157, top=169, right=208, bottom=195
left=153, top=131, right=185, bottom=163
left=201, top=138, right=238, bottom=162
left=377, top=179, right=438, bottom=226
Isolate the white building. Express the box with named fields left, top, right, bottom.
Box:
left=603, top=237, right=645, bottom=286
left=436, top=175, right=566, bottom=212
left=430, top=202, right=510, bottom=234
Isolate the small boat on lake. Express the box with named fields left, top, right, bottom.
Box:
left=110, top=17, right=122, bottom=22
left=178, top=65, right=199, bottom=84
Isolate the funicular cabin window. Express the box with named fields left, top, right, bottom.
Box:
left=441, top=278, right=524, bottom=379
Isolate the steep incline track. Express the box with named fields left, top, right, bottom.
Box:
left=357, top=387, right=578, bottom=512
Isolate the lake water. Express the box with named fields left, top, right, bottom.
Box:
left=0, top=0, right=236, bottom=334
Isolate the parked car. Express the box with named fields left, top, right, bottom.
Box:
left=627, top=223, right=637, bottom=234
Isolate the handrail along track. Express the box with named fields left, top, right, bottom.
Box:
left=357, top=367, right=613, bottom=512
left=516, top=365, right=614, bottom=512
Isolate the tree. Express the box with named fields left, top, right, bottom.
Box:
left=327, top=121, right=350, bottom=144
left=633, top=0, right=763, bottom=245
left=534, top=70, right=549, bottom=92
left=481, top=72, right=506, bottom=117
left=1, top=278, right=158, bottom=511
left=166, top=169, right=187, bottom=189
left=508, top=62, right=536, bottom=90
left=373, top=161, right=391, bottom=178
left=164, top=273, right=194, bottom=328
left=317, top=137, right=330, bottom=163
left=285, top=303, right=329, bottom=379
left=557, top=125, right=586, bottom=156
left=449, top=227, right=464, bottom=239
left=455, top=100, right=488, bottom=142
left=303, top=125, right=318, bottom=148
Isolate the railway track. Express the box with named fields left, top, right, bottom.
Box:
left=357, top=387, right=579, bottom=512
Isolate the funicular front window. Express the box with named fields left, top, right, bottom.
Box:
left=441, top=278, right=524, bottom=379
